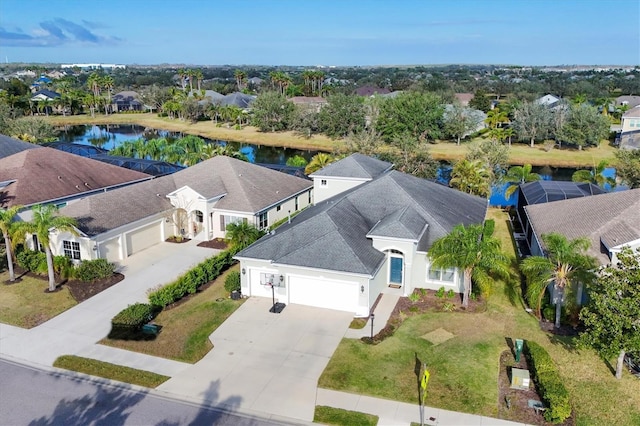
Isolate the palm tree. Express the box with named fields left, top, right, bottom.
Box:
left=0, top=206, right=22, bottom=282
left=194, top=69, right=203, bottom=92
left=234, top=70, right=247, bottom=92
left=503, top=164, right=541, bottom=199
left=225, top=221, right=263, bottom=251
left=12, top=205, right=78, bottom=291
left=304, top=153, right=335, bottom=175
left=428, top=220, right=511, bottom=307
left=484, top=108, right=508, bottom=130
left=102, top=75, right=114, bottom=115
left=572, top=160, right=616, bottom=190
left=449, top=159, right=492, bottom=198
left=520, top=233, right=597, bottom=328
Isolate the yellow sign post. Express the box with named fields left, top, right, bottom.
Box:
left=420, top=366, right=430, bottom=426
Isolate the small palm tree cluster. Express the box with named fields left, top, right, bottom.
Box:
left=85, top=72, right=115, bottom=116
left=301, top=70, right=325, bottom=96
left=571, top=160, right=616, bottom=190
left=503, top=164, right=541, bottom=199
left=109, top=135, right=247, bottom=166
left=2, top=204, right=78, bottom=291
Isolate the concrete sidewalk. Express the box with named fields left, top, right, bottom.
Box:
left=344, top=293, right=399, bottom=339
left=316, top=389, right=528, bottom=426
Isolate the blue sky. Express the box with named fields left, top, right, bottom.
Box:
left=1, top=0, right=638, bottom=66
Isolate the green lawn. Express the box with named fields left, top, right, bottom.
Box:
left=0, top=271, right=77, bottom=328
left=53, top=355, right=169, bottom=388
left=100, top=265, right=245, bottom=363
left=319, top=208, right=640, bottom=425
left=314, top=406, right=379, bottom=426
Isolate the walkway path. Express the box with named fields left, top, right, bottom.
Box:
left=344, top=293, right=399, bottom=339
left=316, top=389, right=528, bottom=426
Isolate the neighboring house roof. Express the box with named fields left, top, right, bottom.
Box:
left=536, top=94, right=562, bottom=109
left=356, top=86, right=390, bottom=97
left=30, top=89, right=61, bottom=101
left=524, top=188, right=640, bottom=264
left=0, top=134, right=41, bottom=159
left=0, top=147, right=151, bottom=208
left=622, top=105, right=640, bottom=119
left=113, top=91, right=140, bottom=103
left=519, top=181, right=605, bottom=206
left=190, top=90, right=225, bottom=104
left=61, top=156, right=312, bottom=236
left=620, top=130, right=640, bottom=150
left=454, top=93, right=474, bottom=105
left=238, top=169, right=487, bottom=275
left=289, top=96, right=328, bottom=105
left=309, top=153, right=392, bottom=179
left=248, top=77, right=263, bottom=85
left=616, top=95, right=640, bottom=108
left=219, top=92, right=256, bottom=108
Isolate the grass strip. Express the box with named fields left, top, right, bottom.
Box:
left=314, top=405, right=378, bottom=426
left=53, top=355, right=169, bottom=388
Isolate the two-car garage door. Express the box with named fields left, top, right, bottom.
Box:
left=125, top=222, right=162, bottom=257
left=288, top=276, right=359, bottom=313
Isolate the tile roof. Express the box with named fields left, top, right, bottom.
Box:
left=60, top=156, right=312, bottom=236
left=237, top=170, right=487, bottom=275
left=524, top=188, right=640, bottom=264
left=310, top=153, right=392, bottom=179
left=0, top=134, right=41, bottom=160
left=622, top=105, right=640, bottom=118
left=0, top=147, right=151, bottom=208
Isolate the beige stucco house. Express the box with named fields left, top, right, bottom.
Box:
left=47, top=156, right=312, bottom=263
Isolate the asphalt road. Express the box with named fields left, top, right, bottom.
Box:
left=0, top=358, right=293, bottom=426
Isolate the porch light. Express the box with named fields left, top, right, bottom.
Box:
left=93, top=244, right=98, bottom=251
left=360, top=285, right=365, bottom=294
left=242, top=268, right=246, bottom=275
left=279, top=274, right=284, bottom=283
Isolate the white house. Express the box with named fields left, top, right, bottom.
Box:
left=236, top=154, right=487, bottom=317
left=50, top=156, right=313, bottom=263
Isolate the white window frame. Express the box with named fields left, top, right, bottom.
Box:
left=63, top=240, right=81, bottom=260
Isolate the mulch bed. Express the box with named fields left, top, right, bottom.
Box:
left=497, top=349, right=575, bottom=426
left=364, top=289, right=485, bottom=344
left=197, top=238, right=228, bottom=250
left=166, top=236, right=191, bottom=244
left=64, top=273, right=125, bottom=303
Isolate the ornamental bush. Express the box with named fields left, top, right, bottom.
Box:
left=16, top=248, right=46, bottom=273
left=525, top=340, right=571, bottom=423
left=224, top=271, right=241, bottom=294
left=75, top=259, right=115, bottom=282
left=111, top=303, right=157, bottom=328
left=148, top=249, right=237, bottom=308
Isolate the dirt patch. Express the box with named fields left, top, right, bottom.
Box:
left=197, top=238, right=228, bottom=250
left=497, top=349, right=575, bottom=426
left=421, top=327, right=455, bottom=345
left=64, top=273, right=125, bottom=303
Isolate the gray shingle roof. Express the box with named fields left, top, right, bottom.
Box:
left=0, top=134, right=41, bottom=159
left=524, top=188, right=640, bottom=264
left=368, top=205, right=426, bottom=240
left=238, top=170, right=487, bottom=275
left=61, top=156, right=312, bottom=236
left=310, top=153, right=392, bottom=179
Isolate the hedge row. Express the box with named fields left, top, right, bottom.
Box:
left=112, top=303, right=158, bottom=327
left=524, top=340, right=572, bottom=423
left=147, top=249, right=237, bottom=308
left=16, top=248, right=115, bottom=282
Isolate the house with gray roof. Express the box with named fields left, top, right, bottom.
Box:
left=236, top=154, right=487, bottom=316
left=50, top=156, right=312, bottom=263
left=0, top=134, right=40, bottom=160
left=524, top=188, right=640, bottom=266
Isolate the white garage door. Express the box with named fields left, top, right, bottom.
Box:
left=125, top=222, right=161, bottom=256
left=100, top=237, right=121, bottom=262
left=289, top=276, right=359, bottom=312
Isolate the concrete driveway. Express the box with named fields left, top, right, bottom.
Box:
left=157, top=297, right=352, bottom=422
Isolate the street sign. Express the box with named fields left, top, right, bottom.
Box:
left=421, top=369, right=430, bottom=404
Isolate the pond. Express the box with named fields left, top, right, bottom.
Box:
left=55, top=124, right=319, bottom=165
left=56, top=124, right=622, bottom=207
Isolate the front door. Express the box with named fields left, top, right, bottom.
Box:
left=389, top=256, right=403, bottom=286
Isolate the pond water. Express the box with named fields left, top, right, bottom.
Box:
left=55, top=124, right=319, bottom=165
left=56, top=124, right=622, bottom=207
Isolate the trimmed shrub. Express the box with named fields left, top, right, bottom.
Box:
left=111, top=303, right=158, bottom=327
left=435, top=287, right=446, bottom=298
left=224, top=271, right=241, bottom=294
left=53, top=255, right=73, bottom=279
left=148, top=249, right=237, bottom=308
left=525, top=340, right=572, bottom=423
left=16, top=248, right=46, bottom=273
left=75, top=259, right=116, bottom=282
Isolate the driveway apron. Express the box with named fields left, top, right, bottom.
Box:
left=157, top=297, right=352, bottom=422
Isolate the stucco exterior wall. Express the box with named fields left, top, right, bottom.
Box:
left=312, top=177, right=369, bottom=204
